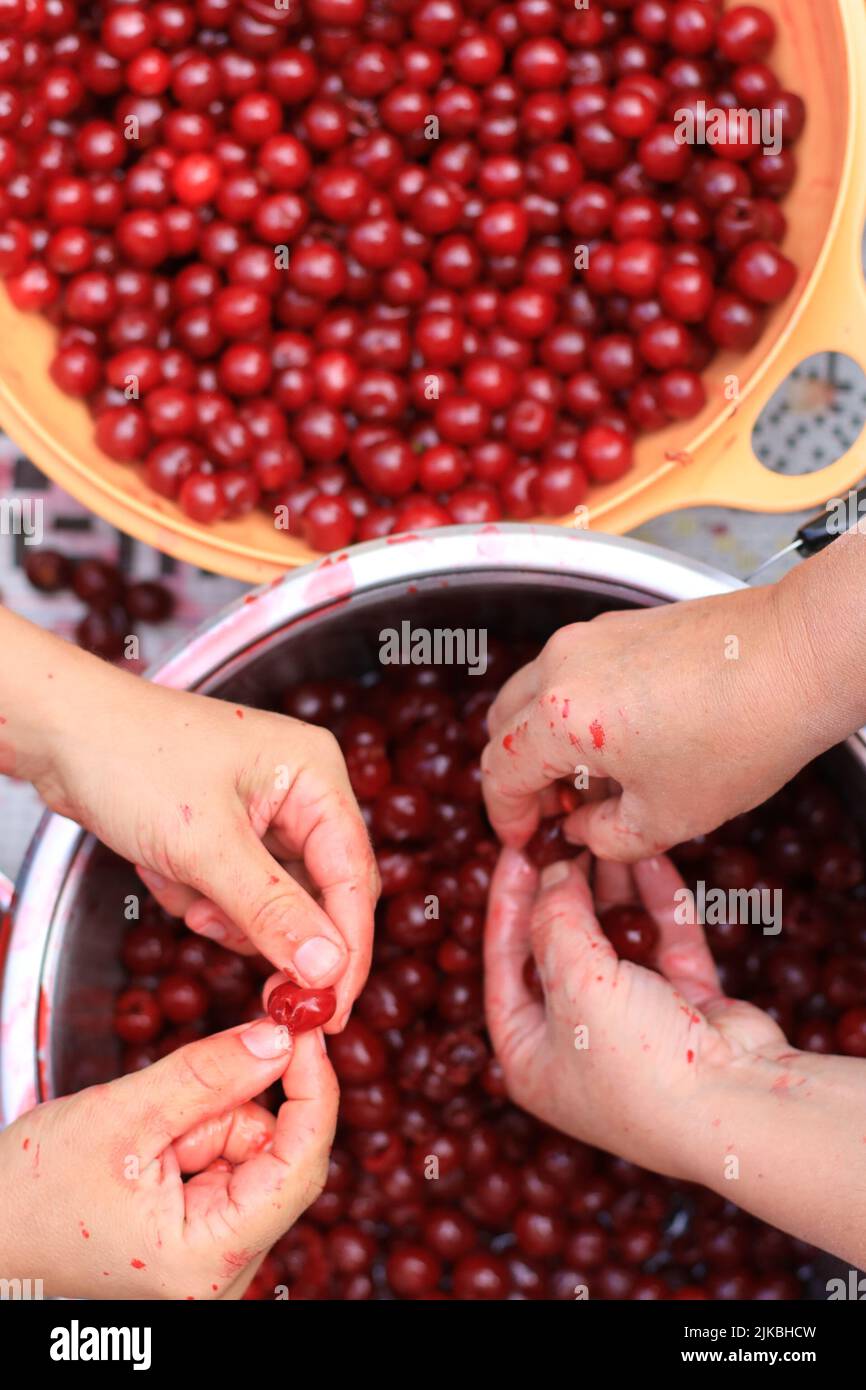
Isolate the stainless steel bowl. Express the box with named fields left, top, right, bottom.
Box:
left=2, top=523, right=865, bottom=1127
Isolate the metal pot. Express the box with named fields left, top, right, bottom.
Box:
left=2, top=523, right=864, bottom=1126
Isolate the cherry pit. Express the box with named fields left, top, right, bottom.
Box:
left=0, top=1, right=803, bottom=550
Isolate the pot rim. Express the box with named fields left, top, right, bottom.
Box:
left=0, top=523, right=854, bottom=1122
left=145, top=523, right=747, bottom=693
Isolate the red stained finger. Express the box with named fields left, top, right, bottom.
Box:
left=482, top=699, right=583, bottom=848
left=633, top=855, right=722, bottom=1009
left=530, top=858, right=617, bottom=999
left=485, top=659, right=540, bottom=738
left=484, top=848, right=545, bottom=1060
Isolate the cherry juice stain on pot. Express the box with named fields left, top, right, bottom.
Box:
left=304, top=554, right=355, bottom=605
left=37, top=985, right=50, bottom=1099
left=0, top=893, right=15, bottom=982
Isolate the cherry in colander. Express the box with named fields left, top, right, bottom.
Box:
left=0, top=1, right=803, bottom=546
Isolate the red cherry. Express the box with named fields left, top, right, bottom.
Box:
left=717, top=5, right=776, bottom=64
left=579, top=423, right=633, bottom=483
left=837, top=1008, right=866, bottom=1058
left=114, top=987, right=162, bottom=1044
left=24, top=547, right=73, bottom=592
left=267, top=980, right=337, bottom=1034
left=156, top=972, right=209, bottom=1024
left=602, top=904, right=659, bottom=964
left=72, top=558, right=123, bottom=610
left=730, top=240, right=797, bottom=304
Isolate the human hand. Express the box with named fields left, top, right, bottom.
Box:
left=481, top=580, right=854, bottom=862
left=484, top=848, right=785, bottom=1180
left=0, top=1018, right=338, bottom=1299
left=8, top=612, right=379, bottom=1028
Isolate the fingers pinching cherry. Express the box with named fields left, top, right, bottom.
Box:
left=266, top=979, right=337, bottom=1035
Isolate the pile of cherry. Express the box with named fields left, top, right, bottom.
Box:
left=23, top=545, right=175, bottom=655
left=112, top=649, right=866, bottom=1299
left=0, top=0, right=803, bottom=549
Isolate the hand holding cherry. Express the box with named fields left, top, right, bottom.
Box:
left=0, top=1020, right=337, bottom=1300
left=0, top=607, right=379, bottom=1031
left=486, top=845, right=866, bottom=1270
left=482, top=558, right=866, bottom=863
left=485, top=848, right=788, bottom=1180
left=124, top=681, right=379, bottom=1032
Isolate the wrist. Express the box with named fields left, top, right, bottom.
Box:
left=688, top=1048, right=788, bottom=1195
left=690, top=1046, right=866, bottom=1268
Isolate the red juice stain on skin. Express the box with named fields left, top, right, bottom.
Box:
left=80, top=1222, right=90, bottom=1239
left=502, top=733, right=515, bottom=753
left=212, top=1283, right=218, bottom=1292
left=0, top=716, right=6, bottom=724
left=268, top=875, right=278, bottom=885
left=180, top=804, right=192, bottom=824
left=687, top=1050, right=694, bottom=1064
left=678, top=1003, right=701, bottom=1025
left=235, top=709, right=244, bottom=719
left=589, top=720, right=605, bottom=750
left=22, top=1137, right=29, bottom=1150
left=561, top=699, right=569, bottom=718
left=130, top=1259, right=146, bottom=1270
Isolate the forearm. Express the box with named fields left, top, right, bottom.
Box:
left=773, top=528, right=866, bottom=752
left=695, top=1050, right=866, bottom=1269
left=0, top=606, right=126, bottom=809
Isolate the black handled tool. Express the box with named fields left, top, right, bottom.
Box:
left=749, top=481, right=866, bottom=578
